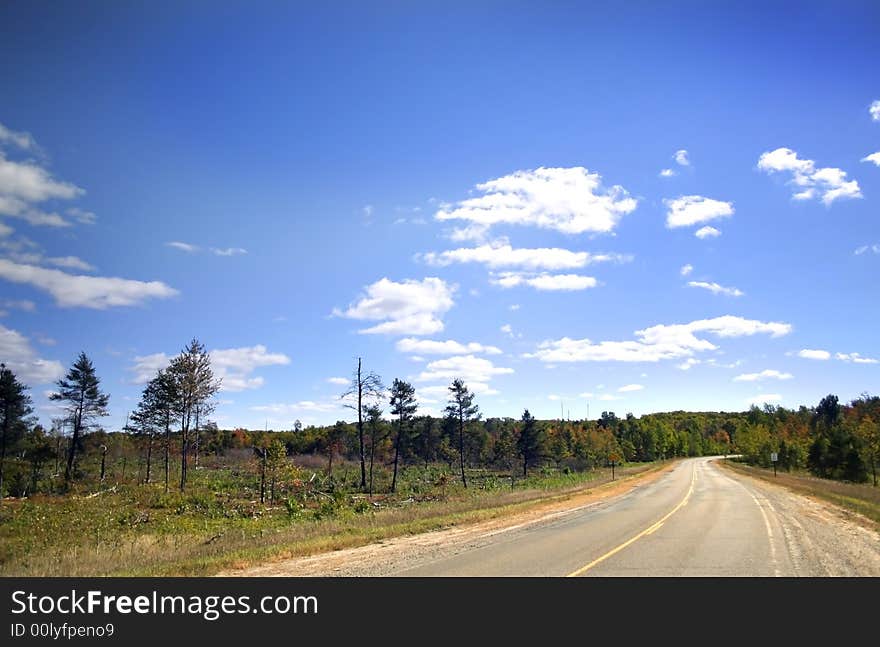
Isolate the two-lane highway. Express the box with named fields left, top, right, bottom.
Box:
left=393, top=457, right=879, bottom=576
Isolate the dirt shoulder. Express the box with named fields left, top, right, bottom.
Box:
left=219, top=461, right=679, bottom=577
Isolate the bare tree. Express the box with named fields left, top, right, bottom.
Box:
left=341, top=358, right=384, bottom=491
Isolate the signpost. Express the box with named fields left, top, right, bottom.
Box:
left=770, top=452, right=778, bottom=477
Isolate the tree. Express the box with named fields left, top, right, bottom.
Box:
left=167, top=339, right=219, bottom=491
left=516, top=409, right=544, bottom=477
left=389, top=378, right=417, bottom=493
left=364, top=404, right=385, bottom=496
left=341, top=358, right=384, bottom=491
left=0, top=364, right=33, bottom=500
left=50, top=352, right=109, bottom=484
left=444, top=379, right=480, bottom=488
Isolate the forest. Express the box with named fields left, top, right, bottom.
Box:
left=2, top=339, right=878, bottom=504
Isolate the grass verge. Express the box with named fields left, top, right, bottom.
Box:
left=0, top=462, right=670, bottom=577
left=720, top=460, right=880, bottom=529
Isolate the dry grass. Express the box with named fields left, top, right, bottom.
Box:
left=0, top=462, right=666, bottom=577
left=721, top=460, right=880, bottom=528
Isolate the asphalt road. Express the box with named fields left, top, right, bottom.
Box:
left=393, top=457, right=880, bottom=576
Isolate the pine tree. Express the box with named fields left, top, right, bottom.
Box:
left=0, top=364, right=33, bottom=500
left=444, top=379, right=480, bottom=488
left=389, top=379, right=417, bottom=493
left=51, top=353, right=109, bottom=484
left=516, top=409, right=544, bottom=477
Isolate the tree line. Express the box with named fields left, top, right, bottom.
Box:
left=1, top=348, right=878, bottom=503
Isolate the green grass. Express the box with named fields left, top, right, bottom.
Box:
left=720, top=460, right=880, bottom=528
left=0, top=460, right=665, bottom=576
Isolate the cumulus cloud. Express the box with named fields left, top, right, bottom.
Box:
left=758, top=148, right=861, bottom=205
left=687, top=281, right=744, bottom=297
left=618, top=384, right=644, bottom=392
left=435, top=166, right=637, bottom=236
left=490, top=272, right=598, bottom=291
left=871, top=100, right=880, bottom=122
left=677, top=358, right=701, bottom=370
left=131, top=344, right=290, bottom=391
left=252, top=401, right=342, bottom=415
left=733, top=369, right=793, bottom=382
left=0, top=122, right=37, bottom=151
left=416, top=354, right=513, bottom=384
left=797, top=349, right=830, bottom=360
left=0, top=259, right=178, bottom=309
left=862, top=152, right=880, bottom=166
left=396, top=338, right=502, bottom=355
left=335, top=277, right=455, bottom=336
left=659, top=168, right=676, bottom=178
left=527, top=315, right=791, bottom=363
left=854, top=244, right=880, bottom=255
left=695, top=226, right=721, bottom=239
left=680, top=264, right=693, bottom=276
left=835, top=352, right=878, bottom=364
left=665, top=195, right=734, bottom=228
left=674, top=150, right=690, bottom=166
left=745, top=394, right=782, bottom=406
left=418, top=382, right=500, bottom=398
left=0, top=149, right=84, bottom=229
left=45, top=255, right=95, bottom=271
left=327, top=376, right=350, bottom=385
left=421, top=241, right=630, bottom=271
left=0, top=324, right=64, bottom=384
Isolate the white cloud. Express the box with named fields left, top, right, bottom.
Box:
left=418, top=382, right=499, bottom=397
left=416, top=354, right=513, bottom=384
left=422, top=240, right=630, bottom=271
left=862, top=152, right=880, bottom=166
left=665, top=195, right=734, bottom=228
left=131, top=345, right=290, bottom=391
left=490, top=272, right=598, bottom=291
left=687, top=281, right=744, bottom=297
left=871, top=100, right=880, bottom=122
left=166, top=241, right=200, bottom=253
left=335, top=277, right=455, bottom=336
left=500, top=324, right=516, bottom=339
left=0, top=222, right=12, bottom=237
left=528, top=315, right=791, bottom=363
left=680, top=264, right=693, bottom=276
left=674, top=150, right=690, bottom=166
left=695, top=226, right=721, bottom=239
left=758, top=148, right=862, bottom=205
left=0, top=324, right=64, bottom=384
left=797, top=349, right=830, bottom=360
left=67, top=207, right=96, bottom=225
left=677, top=358, right=701, bottom=370
left=0, top=299, right=35, bottom=315
left=745, top=394, right=782, bottom=406
left=733, top=369, right=793, bottom=382
left=252, top=400, right=342, bottom=415
left=212, top=247, right=247, bottom=256
left=435, top=166, right=637, bottom=236
left=0, top=151, right=83, bottom=207
left=659, top=168, right=676, bottom=178
left=0, top=122, right=37, bottom=151
left=854, top=244, right=880, bottom=255
left=45, top=255, right=95, bottom=271
left=0, top=259, right=178, bottom=309
left=327, top=376, right=350, bottom=385
left=835, top=352, right=879, bottom=365
left=396, top=338, right=502, bottom=355
left=509, top=304, right=520, bottom=311
left=618, top=384, right=644, bottom=392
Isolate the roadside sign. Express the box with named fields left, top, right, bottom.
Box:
left=770, top=452, right=778, bottom=462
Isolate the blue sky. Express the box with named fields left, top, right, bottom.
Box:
left=1, top=1, right=878, bottom=431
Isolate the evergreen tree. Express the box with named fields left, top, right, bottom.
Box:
left=444, top=379, right=480, bottom=488
left=50, top=353, right=109, bottom=484
left=0, top=364, right=33, bottom=499
left=389, top=378, right=417, bottom=493
left=516, top=409, right=544, bottom=477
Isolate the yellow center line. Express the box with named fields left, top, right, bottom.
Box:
left=566, top=462, right=697, bottom=577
